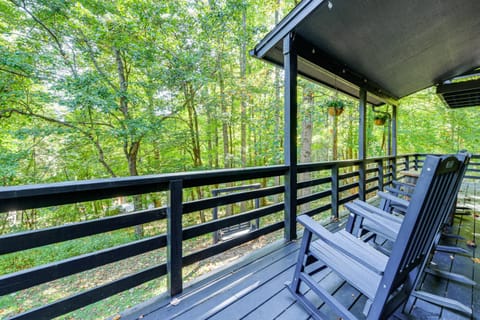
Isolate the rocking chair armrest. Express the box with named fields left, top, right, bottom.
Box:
left=297, top=215, right=338, bottom=244
left=392, top=180, right=415, bottom=189
left=346, top=203, right=400, bottom=241
left=377, top=192, right=410, bottom=209
left=385, top=186, right=412, bottom=198
left=353, top=199, right=404, bottom=224
left=297, top=215, right=387, bottom=273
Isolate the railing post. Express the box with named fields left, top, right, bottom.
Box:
left=414, top=154, right=419, bottom=170
left=391, top=104, right=397, bottom=156
left=358, top=88, right=367, bottom=201
left=331, top=164, right=339, bottom=219
left=378, top=160, right=384, bottom=191
left=390, top=156, right=397, bottom=182
left=358, top=161, right=366, bottom=201
left=283, top=33, right=298, bottom=241
left=405, top=155, right=410, bottom=171
left=167, top=179, right=183, bottom=296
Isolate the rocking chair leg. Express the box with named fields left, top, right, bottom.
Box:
left=290, top=229, right=312, bottom=293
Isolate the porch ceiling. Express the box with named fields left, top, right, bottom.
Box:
left=251, top=0, right=480, bottom=106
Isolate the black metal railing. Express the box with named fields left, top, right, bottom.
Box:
left=0, top=153, right=478, bottom=319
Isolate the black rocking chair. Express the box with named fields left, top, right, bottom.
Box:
left=288, top=154, right=464, bottom=319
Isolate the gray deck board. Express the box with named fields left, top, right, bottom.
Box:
left=126, top=213, right=479, bottom=320
left=143, top=244, right=299, bottom=320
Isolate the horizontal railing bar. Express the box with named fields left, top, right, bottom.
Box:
left=297, top=177, right=331, bottom=189
left=339, top=182, right=358, bottom=193
left=302, top=203, right=332, bottom=217
left=0, top=234, right=167, bottom=295
left=338, top=171, right=359, bottom=180
left=297, top=155, right=409, bottom=173
left=297, top=163, right=333, bottom=173
left=339, top=193, right=359, bottom=205
left=182, top=203, right=284, bottom=240
left=182, top=166, right=288, bottom=188
left=297, top=190, right=331, bottom=206
left=366, top=186, right=379, bottom=194
left=0, top=165, right=288, bottom=212
left=212, top=183, right=261, bottom=194
left=182, top=186, right=284, bottom=214
left=0, top=208, right=167, bottom=254
left=365, top=168, right=378, bottom=174
left=366, top=177, right=378, bottom=184
left=10, top=264, right=167, bottom=320
left=183, top=222, right=284, bottom=267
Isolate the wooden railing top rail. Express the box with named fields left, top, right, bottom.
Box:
left=0, top=165, right=288, bottom=212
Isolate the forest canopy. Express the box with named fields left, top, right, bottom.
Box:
left=0, top=0, right=479, bottom=187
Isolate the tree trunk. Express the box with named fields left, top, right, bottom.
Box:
left=115, top=47, right=144, bottom=237
left=300, top=87, right=314, bottom=211
left=218, top=55, right=230, bottom=168
left=332, top=113, right=338, bottom=160
left=240, top=7, right=247, bottom=168
left=184, top=82, right=202, bottom=167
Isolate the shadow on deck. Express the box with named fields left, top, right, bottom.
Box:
left=121, top=211, right=479, bottom=320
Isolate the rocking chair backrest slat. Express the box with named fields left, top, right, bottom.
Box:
left=400, top=154, right=468, bottom=275
left=404, top=172, right=448, bottom=266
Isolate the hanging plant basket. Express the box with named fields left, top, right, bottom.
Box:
left=325, top=99, right=345, bottom=116
left=374, top=114, right=388, bottom=126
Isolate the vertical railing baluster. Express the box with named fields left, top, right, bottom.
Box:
left=167, top=179, right=183, bottom=296
left=414, top=154, right=419, bottom=170
left=331, top=164, right=339, bottom=219
left=378, top=159, right=384, bottom=191
left=358, top=161, right=366, bottom=201
left=405, top=155, right=410, bottom=171
left=391, top=156, right=397, bottom=182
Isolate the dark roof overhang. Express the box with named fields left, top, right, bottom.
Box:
left=437, top=74, right=480, bottom=109
left=251, top=0, right=480, bottom=107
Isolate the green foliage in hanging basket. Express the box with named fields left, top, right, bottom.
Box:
left=374, top=113, right=388, bottom=125
left=325, top=99, right=345, bottom=109
left=325, top=99, right=345, bottom=116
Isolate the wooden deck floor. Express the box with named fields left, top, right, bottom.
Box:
left=121, top=213, right=479, bottom=320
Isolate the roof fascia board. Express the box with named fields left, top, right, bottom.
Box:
left=436, top=79, right=480, bottom=94
left=250, top=0, right=324, bottom=58
left=257, top=54, right=385, bottom=106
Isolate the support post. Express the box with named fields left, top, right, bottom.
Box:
left=283, top=33, right=298, bottom=241
left=331, top=164, right=339, bottom=218
left=391, top=104, right=398, bottom=157
left=405, top=155, right=410, bottom=171
left=391, top=104, right=398, bottom=180
left=167, top=179, right=183, bottom=296
left=358, top=88, right=367, bottom=201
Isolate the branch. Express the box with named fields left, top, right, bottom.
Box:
left=76, top=28, right=118, bottom=91
left=0, top=66, right=31, bottom=78
left=12, top=0, right=78, bottom=77
left=2, top=107, right=117, bottom=177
